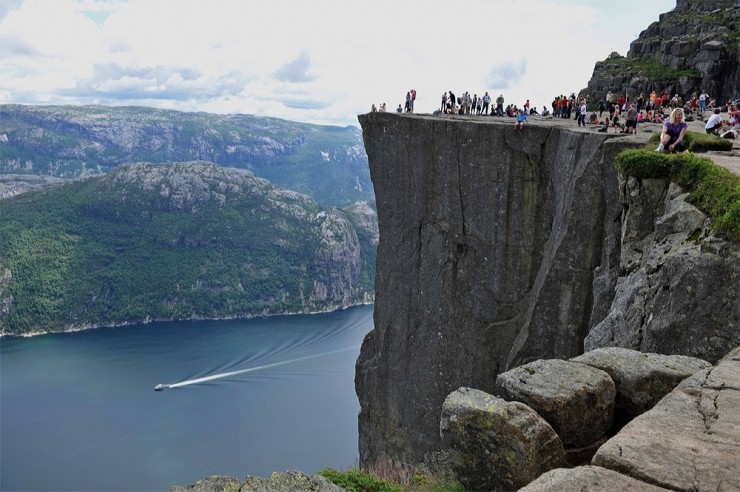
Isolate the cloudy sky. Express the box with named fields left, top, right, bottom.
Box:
left=0, top=0, right=676, bottom=127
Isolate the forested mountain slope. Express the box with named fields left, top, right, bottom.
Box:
left=0, top=161, right=376, bottom=335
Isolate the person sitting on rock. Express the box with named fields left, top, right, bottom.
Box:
left=704, top=108, right=723, bottom=135
left=729, top=103, right=740, bottom=128
left=597, top=117, right=609, bottom=132
left=514, top=110, right=527, bottom=131
left=656, top=108, right=688, bottom=153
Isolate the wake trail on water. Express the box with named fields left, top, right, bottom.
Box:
left=167, top=345, right=360, bottom=388
left=210, top=315, right=366, bottom=377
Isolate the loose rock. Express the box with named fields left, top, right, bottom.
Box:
left=494, top=359, right=616, bottom=447
left=439, top=387, right=566, bottom=491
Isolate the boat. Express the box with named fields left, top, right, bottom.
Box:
left=154, top=384, right=170, bottom=391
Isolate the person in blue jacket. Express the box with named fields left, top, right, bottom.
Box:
left=514, top=110, right=528, bottom=131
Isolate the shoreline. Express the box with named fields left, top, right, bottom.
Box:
left=0, top=300, right=375, bottom=339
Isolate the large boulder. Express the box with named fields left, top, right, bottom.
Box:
left=518, top=465, right=671, bottom=492
left=439, top=387, right=566, bottom=491
left=572, top=347, right=712, bottom=427
left=494, top=359, right=615, bottom=447
left=592, top=348, right=740, bottom=491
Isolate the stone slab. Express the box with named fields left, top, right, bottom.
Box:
left=592, top=354, right=740, bottom=491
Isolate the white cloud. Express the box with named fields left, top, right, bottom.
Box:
left=0, top=0, right=676, bottom=126
left=272, top=51, right=316, bottom=83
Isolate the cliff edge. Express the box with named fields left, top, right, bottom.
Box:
left=355, top=112, right=739, bottom=467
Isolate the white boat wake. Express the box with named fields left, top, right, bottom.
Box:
left=156, top=345, right=360, bottom=390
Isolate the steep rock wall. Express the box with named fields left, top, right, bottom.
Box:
left=355, top=113, right=635, bottom=465
left=583, top=0, right=740, bottom=105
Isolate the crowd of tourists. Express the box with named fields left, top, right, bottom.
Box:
left=370, top=87, right=740, bottom=150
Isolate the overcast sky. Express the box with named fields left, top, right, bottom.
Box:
left=0, top=0, right=676, bottom=127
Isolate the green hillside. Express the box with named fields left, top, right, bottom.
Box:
left=0, top=105, right=371, bottom=208
left=0, top=161, right=375, bottom=335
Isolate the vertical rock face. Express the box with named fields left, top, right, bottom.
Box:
left=585, top=180, right=740, bottom=363
left=355, top=113, right=631, bottom=466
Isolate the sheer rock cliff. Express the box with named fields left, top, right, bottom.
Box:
left=355, top=112, right=739, bottom=467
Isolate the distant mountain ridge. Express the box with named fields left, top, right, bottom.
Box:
left=583, top=0, right=739, bottom=105
left=0, top=161, right=376, bottom=335
left=0, top=104, right=371, bottom=207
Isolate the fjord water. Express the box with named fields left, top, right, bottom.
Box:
left=0, top=305, right=374, bottom=491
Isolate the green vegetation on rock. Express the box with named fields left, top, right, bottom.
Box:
left=320, top=468, right=403, bottom=492
left=600, top=54, right=699, bottom=82
left=615, top=149, right=740, bottom=240
left=320, top=466, right=465, bottom=492
left=0, top=104, right=371, bottom=208
left=0, top=161, right=375, bottom=335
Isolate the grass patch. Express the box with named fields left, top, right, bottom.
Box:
left=598, top=53, right=699, bottom=81
left=632, top=55, right=699, bottom=80
left=319, top=468, right=403, bottom=492
left=320, top=464, right=466, bottom=492
left=615, top=149, right=740, bottom=241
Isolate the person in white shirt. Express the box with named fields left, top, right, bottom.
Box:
left=699, top=91, right=709, bottom=113
left=704, top=108, right=723, bottom=134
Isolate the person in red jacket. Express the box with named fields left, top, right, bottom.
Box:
left=559, top=96, right=568, bottom=118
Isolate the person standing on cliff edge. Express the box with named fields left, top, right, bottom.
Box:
left=482, top=92, right=491, bottom=115
left=577, top=99, right=587, bottom=127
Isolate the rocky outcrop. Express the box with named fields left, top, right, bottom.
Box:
left=591, top=347, right=740, bottom=491
left=0, top=268, right=12, bottom=321
left=171, top=471, right=342, bottom=492
left=171, top=475, right=243, bottom=492
left=0, top=174, right=65, bottom=200
left=572, top=347, right=712, bottom=427
left=519, top=465, right=671, bottom=492
left=344, top=201, right=379, bottom=246
left=311, top=208, right=362, bottom=307
left=583, top=0, right=740, bottom=106
left=355, top=112, right=739, bottom=469
left=585, top=179, right=740, bottom=363
left=439, top=347, right=735, bottom=491
left=439, top=388, right=566, bottom=491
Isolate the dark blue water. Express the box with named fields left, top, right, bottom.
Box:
left=0, top=305, right=374, bottom=491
